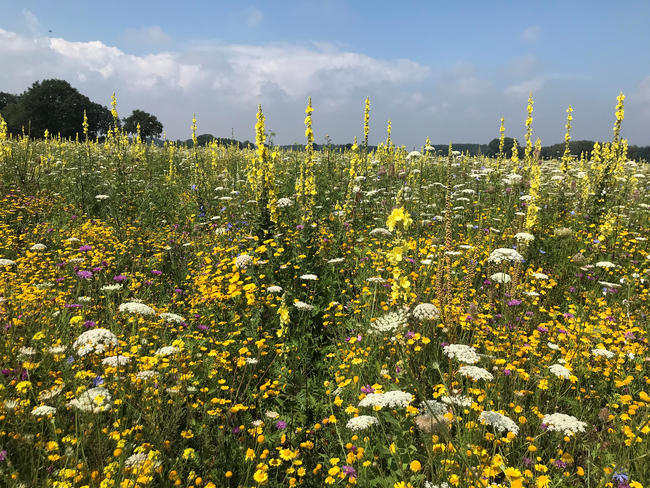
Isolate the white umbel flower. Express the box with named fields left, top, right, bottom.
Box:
left=101, top=284, right=123, bottom=292
left=39, top=385, right=64, bottom=400
left=276, top=197, right=293, bottom=208
left=549, top=364, right=571, bottom=379
left=487, top=248, right=524, bottom=264
left=458, top=366, right=494, bottom=381
left=358, top=390, right=413, bottom=409
left=412, top=303, right=440, bottom=321
left=159, top=312, right=185, bottom=324
left=514, top=232, right=535, bottom=243
left=294, top=301, right=314, bottom=311
left=541, top=413, right=587, bottom=436
left=591, top=348, right=615, bottom=359
left=479, top=410, right=519, bottom=435
left=118, top=302, right=155, bottom=316
left=595, top=261, right=617, bottom=268
left=440, top=395, right=473, bottom=407
left=370, top=310, right=408, bottom=334
left=490, top=272, right=511, bottom=284
left=443, top=344, right=480, bottom=364
left=102, top=355, right=131, bottom=367
left=73, top=328, right=119, bottom=356
left=346, top=415, right=379, bottom=431
left=369, top=227, right=392, bottom=237
left=300, top=274, right=318, bottom=280
left=155, top=346, right=179, bottom=357
left=266, top=285, right=283, bottom=294
left=30, top=243, right=47, bottom=251
left=68, top=387, right=112, bottom=413
left=419, top=400, right=449, bottom=419
left=32, top=405, right=57, bottom=417
left=235, top=254, right=253, bottom=269
left=0, top=258, right=16, bottom=267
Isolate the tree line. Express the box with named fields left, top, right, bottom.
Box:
left=1, top=79, right=649, bottom=161
left=0, top=79, right=163, bottom=140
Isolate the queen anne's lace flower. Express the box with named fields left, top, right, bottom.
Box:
left=370, top=310, right=408, bottom=333
left=118, top=302, right=155, bottom=316
left=266, top=285, right=283, bottom=294
left=155, top=346, right=179, bottom=357
left=412, top=303, right=440, bottom=321
left=488, top=248, right=524, bottom=264
left=294, top=301, right=314, bottom=311
left=102, top=355, right=131, bottom=367
left=514, top=232, right=535, bottom=243
left=276, top=197, right=293, bottom=208
left=0, top=258, right=16, bottom=267
left=346, top=415, right=379, bottom=431
left=458, top=366, right=494, bottom=381
left=440, top=395, right=473, bottom=407
left=68, top=387, right=112, bottom=413
left=549, top=364, right=571, bottom=379
left=443, top=344, right=480, bottom=364
left=358, top=390, right=413, bottom=409
left=73, top=328, right=118, bottom=356
left=32, top=405, right=57, bottom=416
left=159, top=312, right=185, bottom=324
left=479, top=410, right=519, bottom=434
left=490, top=272, right=511, bottom=284
left=30, top=243, right=47, bottom=251
left=541, top=413, right=587, bottom=436
left=419, top=400, right=449, bottom=419
left=235, top=254, right=253, bottom=269
left=369, top=227, right=392, bottom=237
left=592, top=348, right=615, bottom=359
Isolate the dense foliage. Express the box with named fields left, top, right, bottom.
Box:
left=0, top=96, right=648, bottom=488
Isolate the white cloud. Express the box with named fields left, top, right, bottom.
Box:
left=122, top=25, right=171, bottom=47
left=246, top=7, right=264, bottom=27
left=22, top=9, right=41, bottom=35
left=505, top=78, right=544, bottom=96
left=521, top=25, right=541, bottom=42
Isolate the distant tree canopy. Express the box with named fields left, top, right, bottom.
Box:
left=175, top=133, right=253, bottom=149
left=123, top=109, right=164, bottom=140
left=0, top=79, right=113, bottom=139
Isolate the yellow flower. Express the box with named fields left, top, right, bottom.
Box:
left=536, top=475, right=550, bottom=488
left=246, top=448, right=256, bottom=461
left=409, top=460, right=421, bottom=472
left=386, top=207, right=412, bottom=232
left=253, top=468, right=268, bottom=484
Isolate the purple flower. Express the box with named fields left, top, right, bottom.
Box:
left=554, top=460, right=567, bottom=469
left=93, top=375, right=104, bottom=386
left=151, top=270, right=162, bottom=275
left=174, top=288, right=183, bottom=294
left=113, top=275, right=126, bottom=282
left=296, top=224, right=304, bottom=230
left=76, top=270, right=93, bottom=279
left=361, top=385, right=375, bottom=394
left=342, top=465, right=357, bottom=478
left=196, top=324, right=209, bottom=331
left=79, top=245, right=92, bottom=252
left=613, top=472, right=629, bottom=486
left=507, top=299, right=522, bottom=307
left=536, top=326, right=548, bottom=333
left=275, top=420, right=287, bottom=430
left=83, top=320, right=96, bottom=328
left=92, top=266, right=103, bottom=273
left=0, top=450, right=6, bottom=461
left=503, top=369, right=512, bottom=376
left=144, top=280, right=153, bottom=286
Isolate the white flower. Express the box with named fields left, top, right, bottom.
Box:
left=479, top=410, right=519, bottom=435
left=549, top=364, right=571, bottom=379
left=369, top=227, right=392, bottom=237
left=39, top=385, right=64, bottom=400
left=30, top=243, right=47, bottom=251
left=440, top=395, right=472, bottom=407
left=118, top=302, right=155, bottom=316
left=48, top=345, right=66, bottom=354
left=504, top=173, right=523, bottom=185
left=101, top=284, right=123, bottom=292
left=18, top=346, right=37, bottom=356
left=267, top=285, right=283, bottom=294
left=541, top=413, right=587, bottom=436
left=276, top=197, right=293, bottom=208
left=443, top=344, right=480, bottom=364
left=0, top=258, right=16, bottom=267
left=327, top=257, right=345, bottom=264
left=458, top=366, right=494, bottom=381
left=125, top=452, right=148, bottom=468
left=136, top=370, right=158, bottom=380
left=346, top=415, right=379, bottom=431
left=300, top=274, right=318, bottom=280
left=547, top=342, right=560, bottom=350
left=412, top=303, right=440, bottom=321
left=370, top=310, right=408, bottom=334
left=4, top=400, right=18, bottom=410
left=366, top=276, right=386, bottom=284
left=358, top=390, right=413, bottom=409
left=246, top=357, right=259, bottom=364
left=595, top=261, right=617, bottom=269
left=294, top=301, right=314, bottom=311
left=265, top=410, right=279, bottom=419
left=95, top=194, right=110, bottom=200
left=514, top=232, right=535, bottom=243
left=155, top=346, right=179, bottom=357
left=407, top=151, right=422, bottom=159
left=65, top=237, right=80, bottom=243
left=31, top=405, right=57, bottom=417
left=591, top=348, right=615, bottom=359
left=424, top=482, right=450, bottom=488
left=532, top=272, right=549, bottom=280
left=488, top=248, right=524, bottom=264
left=68, top=387, right=112, bottom=413
left=235, top=254, right=253, bottom=269
left=102, top=355, right=131, bottom=367
left=490, top=272, right=511, bottom=284
left=73, top=328, right=119, bottom=356
left=159, top=312, right=185, bottom=324
left=35, top=281, right=54, bottom=289
left=420, top=400, right=449, bottom=419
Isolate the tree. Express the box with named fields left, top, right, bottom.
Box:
left=122, top=109, right=163, bottom=140
left=0, top=92, right=18, bottom=111
left=0, top=79, right=112, bottom=138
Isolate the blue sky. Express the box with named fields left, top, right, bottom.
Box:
left=1, top=1, right=650, bottom=146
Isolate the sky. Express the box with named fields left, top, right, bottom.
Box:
left=1, top=0, right=650, bottom=147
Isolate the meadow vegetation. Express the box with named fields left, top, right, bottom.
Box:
left=0, top=94, right=648, bottom=488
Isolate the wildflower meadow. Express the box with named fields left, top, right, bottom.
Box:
left=0, top=94, right=648, bottom=488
